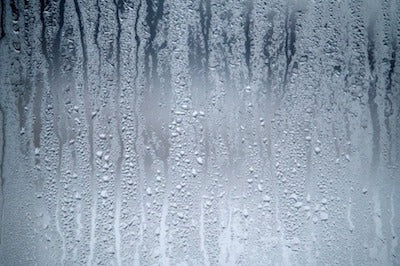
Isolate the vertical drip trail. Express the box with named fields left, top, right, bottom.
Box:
left=199, top=198, right=210, bottom=266
left=144, top=0, right=165, bottom=86
left=244, top=0, right=253, bottom=81
left=73, top=0, right=88, bottom=92
left=52, top=0, right=67, bottom=264
left=88, top=167, right=97, bottom=266
left=0, top=106, right=5, bottom=244
left=88, top=2, right=100, bottom=262
left=72, top=0, right=95, bottom=263
left=53, top=0, right=66, bottom=78
left=72, top=0, right=98, bottom=263
left=283, top=5, right=296, bottom=89
left=113, top=1, right=123, bottom=265
left=367, top=70, right=380, bottom=171
left=39, top=0, right=48, bottom=64
left=384, top=41, right=397, bottom=164
left=367, top=16, right=381, bottom=173
left=55, top=145, right=66, bottom=265
left=134, top=0, right=141, bottom=87
left=133, top=2, right=143, bottom=263
left=390, top=187, right=398, bottom=262
left=159, top=162, right=170, bottom=266
left=201, top=0, right=211, bottom=75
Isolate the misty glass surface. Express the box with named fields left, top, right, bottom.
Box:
left=0, top=0, right=399, bottom=265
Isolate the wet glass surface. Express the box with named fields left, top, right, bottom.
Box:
left=0, top=0, right=399, bottom=265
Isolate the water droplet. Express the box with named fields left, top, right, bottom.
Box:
left=196, top=157, right=204, bottom=165
left=320, top=212, right=329, bottom=221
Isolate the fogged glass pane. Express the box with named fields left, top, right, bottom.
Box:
left=0, top=0, right=399, bottom=265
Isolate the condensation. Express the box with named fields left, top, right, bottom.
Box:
left=0, top=0, right=399, bottom=265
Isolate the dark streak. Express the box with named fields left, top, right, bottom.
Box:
left=188, top=27, right=203, bottom=79
left=244, top=1, right=253, bottom=80
left=144, top=0, right=165, bottom=86
left=263, top=31, right=273, bottom=88
left=73, top=0, right=88, bottom=90
left=0, top=0, right=5, bottom=40
left=283, top=7, right=296, bottom=87
left=94, top=0, right=100, bottom=50
left=199, top=0, right=211, bottom=76
left=367, top=22, right=375, bottom=73
left=383, top=42, right=396, bottom=164
left=113, top=0, right=123, bottom=168
left=40, top=0, right=49, bottom=62
left=114, top=0, right=122, bottom=86
left=367, top=21, right=380, bottom=171
left=222, top=33, right=231, bottom=84
left=368, top=78, right=380, bottom=171
left=262, top=11, right=276, bottom=109
left=9, top=0, right=19, bottom=20
left=53, top=0, right=66, bottom=81
left=386, top=47, right=396, bottom=94
left=116, top=0, right=125, bottom=12
left=134, top=0, right=142, bottom=86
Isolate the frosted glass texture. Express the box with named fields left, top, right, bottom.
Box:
left=0, top=0, right=399, bottom=265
